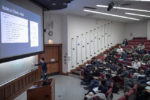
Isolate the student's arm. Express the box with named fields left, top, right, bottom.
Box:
left=34, top=63, right=41, bottom=66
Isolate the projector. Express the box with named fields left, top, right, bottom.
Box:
left=31, top=0, right=73, bottom=10
left=107, top=2, right=114, bottom=11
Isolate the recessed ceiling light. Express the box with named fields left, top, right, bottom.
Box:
left=96, top=5, right=150, bottom=13
left=83, top=9, right=140, bottom=21
left=125, top=12, right=150, bottom=17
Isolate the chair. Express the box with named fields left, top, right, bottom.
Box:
left=99, top=72, right=105, bottom=79
left=125, top=89, right=134, bottom=100
left=105, top=88, right=113, bottom=100
left=132, top=84, right=138, bottom=100
left=93, top=96, right=98, bottom=100
left=140, top=65, right=148, bottom=70
left=118, top=96, right=126, bottom=100
left=110, top=81, right=114, bottom=88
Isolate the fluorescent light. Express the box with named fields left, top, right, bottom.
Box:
left=83, top=9, right=140, bottom=21
left=96, top=4, right=150, bottom=13
left=133, top=0, right=150, bottom=1
left=125, top=12, right=150, bottom=17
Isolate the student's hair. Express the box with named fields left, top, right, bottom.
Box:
left=41, top=57, right=45, bottom=61
left=101, top=79, right=106, bottom=86
left=106, top=74, right=111, bottom=79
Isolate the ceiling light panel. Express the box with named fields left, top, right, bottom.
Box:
left=84, top=9, right=140, bottom=21
left=125, top=12, right=150, bottom=17
left=96, top=5, right=150, bottom=13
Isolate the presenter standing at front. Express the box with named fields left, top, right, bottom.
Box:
left=34, top=57, right=47, bottom=81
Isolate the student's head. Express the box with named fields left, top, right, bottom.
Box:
left=123, top=66, right=127, bottom=71
left=94, top=66, right=98, bottom=70
left=135, top=69, right=138, bottom=73
left=106, top=74, right=111, bottom=80
left=135, top=59, right=138, bottom=62
left=40, top=57, right=45, bottom=62
left=101, top=79, right=106, bottom=86
left=140, top=70, right=144, bottom=74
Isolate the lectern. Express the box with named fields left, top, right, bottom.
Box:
left=27, top=78, right=55, bottom=100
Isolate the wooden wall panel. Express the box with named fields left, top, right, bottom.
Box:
left=47, top=63, right=59, bottom=74
left=0, top=87, right=5, bottom=100
left=0, top=69, right=40, bottom=100
left=38, top=44, right=62, bottom=75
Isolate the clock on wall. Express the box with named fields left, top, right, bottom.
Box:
left=44, top=29, right=53, bottom=36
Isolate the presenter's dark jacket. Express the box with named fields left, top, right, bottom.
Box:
left=35, top=62, right=47, bottom=73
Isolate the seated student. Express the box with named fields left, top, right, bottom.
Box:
left=84, top=78, right=99, bottom=90
left=120, top=52, right=127, bottom=60
left=91, top=57, right=98, bottom=65
left=109, top=48, right=117, bottom=55
left=136, top=47, right=143, bottom=54
left=141, top=43, right=145, bottom=50
left=110, top=63, right=118, bottom=72
left=145, top=67, right=150, bottom=77
left=116, top=45, right=124, bottom=54
left=117, top=65, right=123, bottom=75
left=142, top=54, right=150, bottom=64
left=132, top=59, right=141, bottom=69
left=129, top=46, right=136, bottom=54
left=111, top=55, right=118, bottom=64
left=125, top=48, right=132, bottom=55
left=138, top=70, right=147, bottom=84
left=132, top=51, right=142, bottom=61
left=81, top=66, right=94, bottom=84
left=105, top=53, right=111, bottom=63
left=84, top=80, right=108, bottom=100
left=122, top=39, right=128, bottom=47
left=105, top=74, right=111, bottom=88
left=92, top=67, right=101, bottom=76
left=119, top=66, right=129, bottom=78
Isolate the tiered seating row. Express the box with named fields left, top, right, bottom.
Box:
left=123, top=37, right=150, bottom=52
left=118, top=84, right=138, bottom=100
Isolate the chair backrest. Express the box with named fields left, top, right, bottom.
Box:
left=125, top=89, right=134, bottom=100
left=110, top=81, right=114, bottom=88
left=93, top=96, right=98, bottom=100
left=105, top=88, right=112, bottom=100
left=99, top=72, right=105, bottom=79
left=132, top=84, right=138, bottom=100
left=118, top=96, right=126, bottom=100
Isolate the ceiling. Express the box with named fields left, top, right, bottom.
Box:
left=47, top=0, right=150, bottom=23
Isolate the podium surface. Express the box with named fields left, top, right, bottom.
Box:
left=27, top=78, right=55, bottom=100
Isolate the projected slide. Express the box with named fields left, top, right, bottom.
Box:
left=1, top=12, right=28, bottom=43
left=0, top=0, right=43, bottom=62
left=30, top=21, right=39, bottom=47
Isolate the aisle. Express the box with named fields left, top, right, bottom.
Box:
left=50, top=75, right=86, bottom=100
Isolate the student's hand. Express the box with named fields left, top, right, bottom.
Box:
left=88, top=94, right=93, bottom=96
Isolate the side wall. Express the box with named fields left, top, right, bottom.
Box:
left=43, top=14, right=125, bottom=73
left=44, top=13, right=62, bottom=44
left=147, top=20, right=150, bottom=40
left=67, top=15, right=125, bottom=72
left=124, top=21, right=147, bottom=40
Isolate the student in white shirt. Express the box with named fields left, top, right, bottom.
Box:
left=116, top=45, right=123, bottom=54
left=132, top=59, right=141, bottom=69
